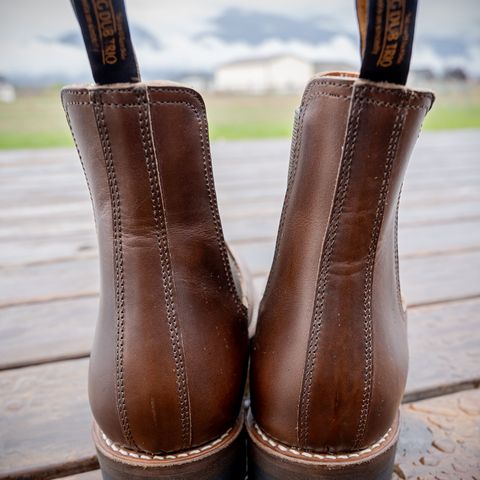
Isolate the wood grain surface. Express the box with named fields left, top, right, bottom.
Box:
left=0, top=131, right=479, bottom=478
left=49, top=390, right=480, bottom=480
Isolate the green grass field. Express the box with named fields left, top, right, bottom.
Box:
left=0, top=85, right=479, bottom=149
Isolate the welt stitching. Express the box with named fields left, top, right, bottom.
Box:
left=354, top=104, right=406, bottom=449
left=298, top=95, right=364, bottom=446
left=195, top=106, right=246, bottom=314
left=100, top=426, right=233, bottom=460
left=254, top=422, right=393, bottom=460
left=91, top=94, right=135, bottom=448
left=136, top=89, right=192, bottom=447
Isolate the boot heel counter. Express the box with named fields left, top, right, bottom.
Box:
left=63, top=84, right=249, bottom=454
left=62, top=88, right=127, bottom=446
left=252, top=76, right=433, bottom=453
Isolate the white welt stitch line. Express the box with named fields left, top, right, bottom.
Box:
left=253, top=423, right=391, bottom=460
left=101, top=428, right=231, bottom=461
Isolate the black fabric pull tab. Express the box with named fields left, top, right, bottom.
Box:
left=71, top=0, right=140, bottom=84
left=357, top=0, right=417, bottom=85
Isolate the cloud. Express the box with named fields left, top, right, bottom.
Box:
left=0, top=38, right=89, bottom=83
left=38, top=24, right=161, bottom=50
left=196, top=8, right=350, bottom=45
left=1, top=3, right=479, bottom=84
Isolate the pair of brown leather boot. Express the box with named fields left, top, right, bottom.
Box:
left=63, top=1, right=433, bottom=479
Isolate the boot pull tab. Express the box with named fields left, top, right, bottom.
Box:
left=356, top=0, right=418, bottom=85
left=70, top=0, right=141, bottom=84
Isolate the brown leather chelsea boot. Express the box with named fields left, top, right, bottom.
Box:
left=62, top=2, right=251, bottom=479
left=247, top=2, right=434, bottom=479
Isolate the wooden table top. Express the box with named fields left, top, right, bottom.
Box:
left=1, top=130, right=479, bottom=479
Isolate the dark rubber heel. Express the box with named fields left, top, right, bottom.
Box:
left=246, top=411, right=398, bottom=480
left=95, top=413, right=246, bottom=480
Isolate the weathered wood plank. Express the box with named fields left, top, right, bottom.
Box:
left=1, top=359, right=478, bottom=479
left=1, top=135, right=478, bottom=273
left=394, top=389, right=480, bottom=479
left=400, top=250, right=480, bottom=307
left=1, top=244, right=479, bottom=308
left=1, top=129, right=477, bottom=166
left=1, top=132, right=479, bottom=214
left=224, top=218, right=480, bottom=255
left=237, top=246, right=480, bottom=306
left=60, top=472, right=100, bottom=480
left=1, top=288, right=479, bottom=404
left=1, top=194, right=479, bottom=229
left=0, top=359, right=97, bottom=479
left=2, top=212, right=479, bottom=267
left=2, top=161, right=479, bottom=197
left=2, top=201, right=479, bottom=268
left=399, top=220, right=480, bottom=258
left=1, top=131, right=479, bottom=479
left=0, top=259, right=99, bottom=307
left=1, top=129, right=479, bottom=172
left=0, top=297, right=96, bottom=370
left=405, top=298, right=480, bottom=400
left=61, top=389, right=480, bottom=480
left=0, top=236, right=96, bottom=267
left=3, top=184, right=478, bottom=221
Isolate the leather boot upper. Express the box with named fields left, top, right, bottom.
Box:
left=62, top=83, right=249, bottom=454
left=250, top=74, right=434, bottom=453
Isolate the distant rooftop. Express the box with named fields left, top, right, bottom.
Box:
left=219, top=54, right=310, bottom=68
left=217, top=55, right=356, bottom=73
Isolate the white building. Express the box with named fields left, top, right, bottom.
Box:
left=0, top=77, right=15, bottom=103
left=177, top=74, right=213, bottom=93
left=214, top=55, right=315, bottom=94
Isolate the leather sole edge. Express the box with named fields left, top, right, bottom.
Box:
left=246, top=410, right=399, bottom=480
left=93, top=411, right=246, bottom=480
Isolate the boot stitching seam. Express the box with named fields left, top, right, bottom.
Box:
left=91, top=92, right=135, bottom=448
left=354, top=103, right=407, bottom=449
left=136, top=89, right=192, bottom=447
left=298, top=90, right=365, bottom=446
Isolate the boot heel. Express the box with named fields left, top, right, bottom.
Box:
left=246, top=412, right=398, bottom=480
left=94, top=413, right=246, bottom=480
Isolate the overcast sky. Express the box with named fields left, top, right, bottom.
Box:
left=1, top=0, right=479, bottom=82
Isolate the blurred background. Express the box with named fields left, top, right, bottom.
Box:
left=0, top=0, right=479, bottom=148
left=1, top=2, right=480, bottom=477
